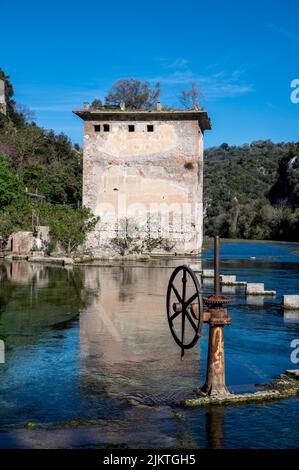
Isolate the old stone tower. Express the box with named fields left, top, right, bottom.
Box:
left=73, top=103, right=211, bottom=255
left=0, top=79, right=7, bottom=115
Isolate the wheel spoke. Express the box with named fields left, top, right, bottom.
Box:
left=169, top=309, right=181, bottom=322
left=182, top=270, right=187, bottom=303
left=184, top=292, right=198, bottom=308
left=185, top=309, right=198, bottom=332
left=167, top=265, right=202, bottom=356
left=171, top=283, right=182, bottom=304
left=181, top=311, right=186, bottom=359
left=181, top=270, right=187, bottom=356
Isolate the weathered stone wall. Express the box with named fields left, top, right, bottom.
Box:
left=9, top=231, right=34, bottom=254
left=0, top=79, right=6, bottom=115
left=83, top=119, right=204, bottom=255
left=8, top=227, right=50, bottom=254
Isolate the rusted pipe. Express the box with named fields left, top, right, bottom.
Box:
left=214, top=236, right=220, bottom=296
left=201, top=321, right=230, bottom=396
left=200, top=236, right=231, bottom=397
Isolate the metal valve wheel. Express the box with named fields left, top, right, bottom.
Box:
left=166, top=265, right=203, bottom=358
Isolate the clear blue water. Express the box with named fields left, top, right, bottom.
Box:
left=0, top=240, right=298, bottom=448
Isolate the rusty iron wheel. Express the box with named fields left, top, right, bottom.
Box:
left=166, top=265, right=203, bottom=358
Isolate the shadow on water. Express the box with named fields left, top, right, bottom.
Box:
left=205, top=407, right=225, bottom=449
left=0, top=240, right=298, bottom=448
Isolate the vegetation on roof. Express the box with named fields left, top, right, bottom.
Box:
left=89, top=78, right=203, bottom=111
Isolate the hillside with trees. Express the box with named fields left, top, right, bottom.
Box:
left=204, top=141, right=299, bottom=241
left=0, top=68, right=97, bottom=253
left=0, top=69, right=298, bottom=249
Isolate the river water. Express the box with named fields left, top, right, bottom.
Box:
left=0, top=240, right=298, bottom=448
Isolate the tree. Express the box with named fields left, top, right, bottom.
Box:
left=47, top=205, right=99, bottom=254
left=15, top=103, right=36, bottom=124
left=110, top=218, right=141, bottom=256
left=268, top=145, right=299, bottom=207
left=105, top=79, right=161, bottom=109
left=2, top=124, right=45, bottom=170
left=0, top=196, right=34, bottom=249
left=0, top=154, right=23, bottom=208
left=90, top=99, right=103, bottom=110
left=179, top=82, right=203, bottom=109
left=203, top=140, right=299, bottom=241
left=110, top=217, right=173, bottom=256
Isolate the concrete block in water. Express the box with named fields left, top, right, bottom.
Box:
left=284, top=310, right=299, bottom=323
left=246, top=295, right=265, bottom=306
left=189, top=264, right=202, bottom=273
left=246, top=283, right=264, bottom=294
left=28, top=256, right=73, bottom=266
left=202, top=269, right=214, bottom=278
left=222, top=285, right=238, bottom=295
left=283, top=310, right=299, bottom=323
left=283, top=295, right=299, bottom=310
left=202, top=278, right=214, bottom=287
left=246, top=283, right=276, bottom=296
left=220, top=275, right=236, bottom=284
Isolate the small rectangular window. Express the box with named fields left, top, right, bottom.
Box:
left=103, top=124, right=110, bottom=132
left=94, top=125, right=101, bottom=132
left=128, top=125, right=135, bottom=132
left=147, top=124, right=154, bottom=132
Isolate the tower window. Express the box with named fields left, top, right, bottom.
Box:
left=103, top=124, right=110, bottom=132
left=128, top=125, right=135, bottom=132
left=147, top=124, right=154, bottom=132
left=94, top=125, right=101, bottom=132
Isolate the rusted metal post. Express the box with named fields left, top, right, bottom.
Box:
left=201, top=309, right=230, bottom=396
left=168, top=236, right=231, bottom=398
left=214, top=235, right=220, bottom=296
left=200, top=236, right=231, bottom=397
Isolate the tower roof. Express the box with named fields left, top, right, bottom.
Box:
left=73, top=108, right=211, bottom=131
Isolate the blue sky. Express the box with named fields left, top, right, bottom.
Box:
left=1, top=0, right=299, bottom=148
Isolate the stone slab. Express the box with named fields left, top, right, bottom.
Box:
left=283, top=295, right=299, bottom=310
left=28, top=256, right=73, bottom=266
left=189, top=264, right=202, bottom=272
left=202, top=269, right=214, bottom=278
left=246, top=283, right=264, bottom=294
left=246, top=283, right=276, bottom=296
left=220, top=275, right=236, bottom=284
left=284, top=310, right=299, bottom=323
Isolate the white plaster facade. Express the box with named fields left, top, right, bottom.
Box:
left=73, top=108, right=211, bottom=255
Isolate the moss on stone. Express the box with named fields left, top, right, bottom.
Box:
left=25, top=422, right=37, bottom=429
left=184, top=374, right=299, bottom=408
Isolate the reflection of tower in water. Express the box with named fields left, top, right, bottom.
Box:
left=79, top=265, right=202, bottom=398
